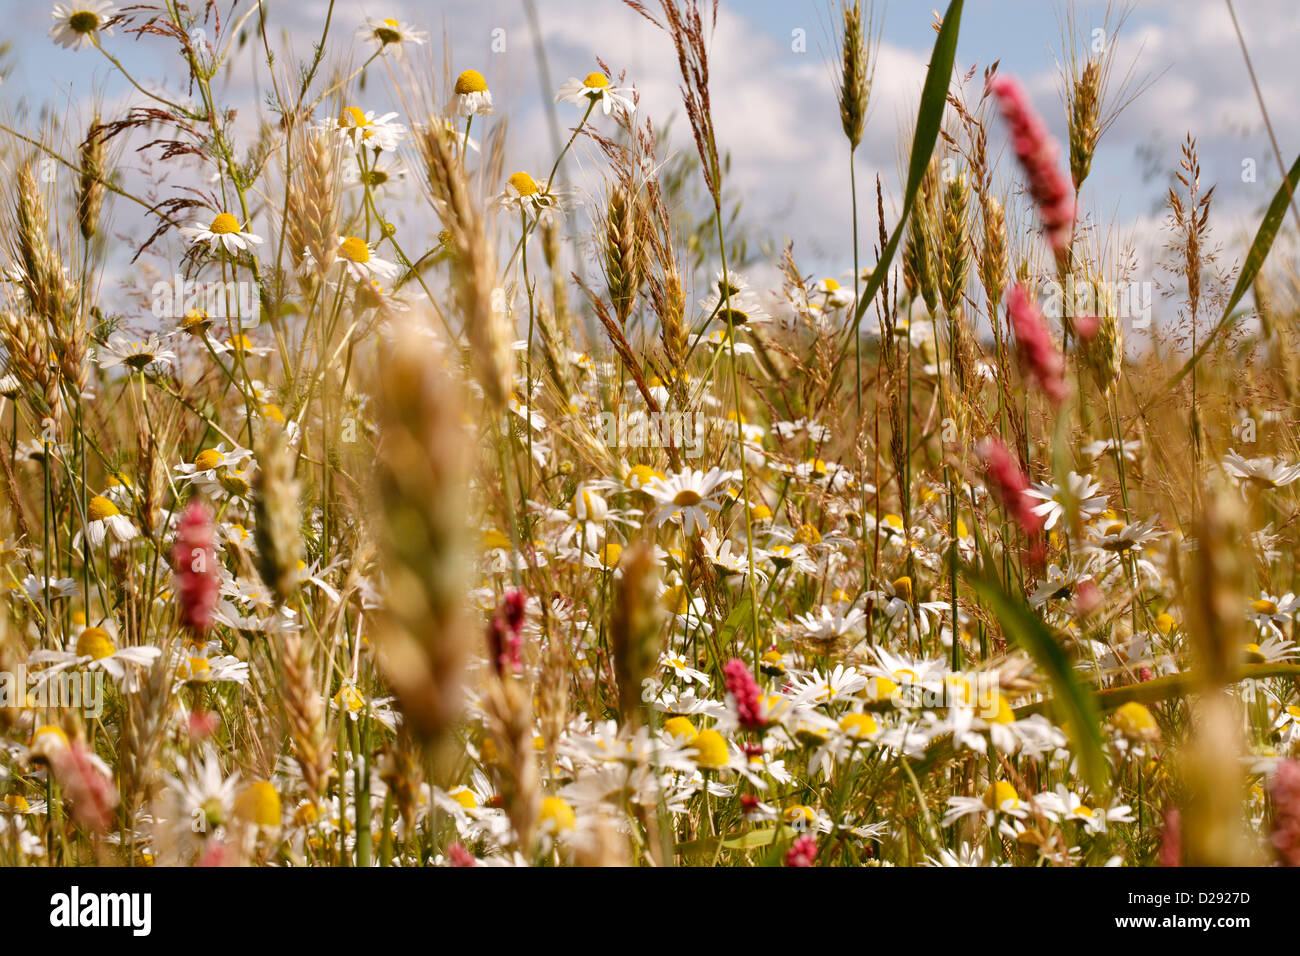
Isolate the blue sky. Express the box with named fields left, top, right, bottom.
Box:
left=3, top=0, right=1298, bottom=312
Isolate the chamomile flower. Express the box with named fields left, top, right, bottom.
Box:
left=499, top=171, right=566, bottom=221
left=642, top=467, right=737, bottom=535
left=50, top=2, right=116, bottom=50
left=357, top=17, right=427, bottom=52
left=555, top=72, right=635, bottom=116
left=28, top=624, right=161, bottom=690
left=97, top=334, right=176, bottom=374
left=449, top=69, right=493, bottom=117
left=1246, top=592, right=1300, bottom=640
left=1222, top=449, right=1300, bottom=491
left=333, top=235, right=400, bottom=283
left=180, top=212, right=264, bottom=255
left=328, top=107, right=407, bottom=152
left=74, top=495, right=138, bottom=549
left=1024, top=472, right=1108, bottom=530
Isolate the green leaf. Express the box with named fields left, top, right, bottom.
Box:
left=965, top=566, right=1110, bottom=793
left=850, top=0, right=964, bottom=332
left=1156, top=151, right=1300, bottom=400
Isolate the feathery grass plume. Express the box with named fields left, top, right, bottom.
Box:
left=417, top=121, right=511, bottom=411
left=626, top=0, right=722, bottom=208
left=1067, top=58, right=1101, bottom=191
left=77, top=117, right=106, bottom=241
left=284, top=129, right=340, bottom=294
left=252, top=432, right=303, bottom=606
left=371, top=316, right=473, bottom=746
left=986, top=73, right=1075, bottom=262
left=610, top=541, right=663, bottom=726
left=836, top=1, right=878, bottom=151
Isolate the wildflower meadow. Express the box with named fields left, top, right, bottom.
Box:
left=1, top=0, right=1299, bottom=897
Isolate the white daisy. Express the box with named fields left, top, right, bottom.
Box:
left=50, top=2, right=116, bottom=50
left=449, top=69, right=493, bottom=117
left=74, top=495, right=137, bottom=549
left=180, top=212, right=264, bottom=255
left=1023, top=472, right=1108, bottom=531
left=642, top=467, right=737, bottom=535
left=97, top=334, right=176, bottom=374
left=327, top=107, right=407, bottom=152
left=333, top=235, right=400, bottom=283
left=357, top=17, right=427, bottom=52
left=554, top=72, right=635, bottom=116
left=1222, top=449, right=1300, bottom=491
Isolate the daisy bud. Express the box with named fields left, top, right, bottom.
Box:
left=987, top=74, right=1076, bottom=261
left=723, top=657, right=765, bottom=730
left=784, top=833, right=818, bottom=867
left=979, top=437, right=1043, bottom=537
left=1007, top=284, right=1068, bottom=406
left=173, top=499, right=219, bottom=638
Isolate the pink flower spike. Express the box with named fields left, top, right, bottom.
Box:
left=979, top=436, right=1044, bottom=537
left=173, top=499, right=219, bottom=638
left=785, top=834, right=818, bottom=867
left=723, top=657, right=765, bottom=730
left=987, top=73, right=1076, bottom=261
left=1007, top=284, right=1069, bottom=407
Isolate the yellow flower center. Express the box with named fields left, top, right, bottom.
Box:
left=193, top=448, right=223, bottom=471
left=599, top=542, right=623, bottom=568
left=982, top=692, right=1016, bottom=725
left=450, top=786, right=478, bottom=809
left=868, top=676, right=898, bottom=701
left=1154, top=612, right=1175, bottom=635
left=673, top=489, right=703, bottom=507
left=184, top=656, right=211, bottom=680
left=334, top=685, right=365, bottom=714
left=182, top=308, right=210, bottom=331
left=688, top=729, right=729, bottom=770
left=87, top=495, right=119, bottom=521
left=663, top=716, right=696, bottom=739
left=455, top=69, right=488, bottom=94
left=1251, top=598, right=1279, bottom=616
left=583, top=72, right=611, bottom=89
left=660, top=585, right=689, bottom=615
left=340, top=236, right=371, bottom=263
left=76, top=626, right=115, bottom=661
left=1113, top=701, right=1159, bottom=740
left=339, top=106, right=369, bottom=128
left=219, top=471, right=250, bottom=496
left=209, top=213, right=240, bottom=235
left=508, top=171, right=540, bottom=196
left=69, top=10, right=101, bottom=33
left=892, top=576, right=913, bottom=602
left=3, top=794, right=30, bottom=811
left=375, top=20, right=402, bottom=44
left=839, top=713, right=878, bottom=738
left=983, top=780, right=1019, bottom=811
left=234, top=781, right=282, bottom=828
left=540, top=796, right=577, bottom=832
left=821, top=278, right=840, bottom=291
left=785, top=805, right=816, bottom=825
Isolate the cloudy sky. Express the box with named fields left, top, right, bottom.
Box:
left=3, top=0, right=1298, bottom=315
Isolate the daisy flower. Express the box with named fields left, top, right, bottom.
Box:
left=28, top=624, right=161, bottom=690
left=449, top=69, right=493, bottom=117
left=554, top=72, right=635, bottom=116
left=333, top=235, right=400, bottom=283
left=50, top=2, right=116, bottom=50
left=642, top=466, right=737, bottom=535
left=787, top=664, right=867, bottom=707
left=180, top=212, right=264, bottom=255
left=357, top=17, right=427, bottom=52
left=1222, top=449, right=1300, bottom=491
left=1024, top=472, right=1107, bottom=531
left=1246, top=592, right=1300, bottom=640
left=97, top=334, right=176, bottom=374
left=942, top=780, right=1030, bottom=827
left=74, top=495, right=138, bottom=549
left=327, top=107, right=407, bottom=152
left=792, top=605, right=867, bottom=645
left=499, top=171, right=567, bottom=221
